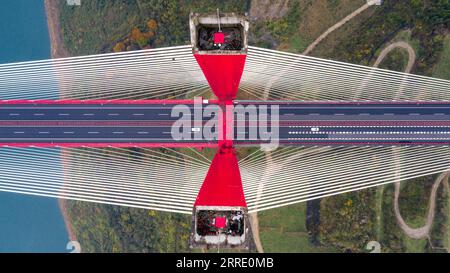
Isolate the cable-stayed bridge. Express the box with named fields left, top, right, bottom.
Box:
left=0, top=44, right=449, bottom=212
left=0, top=13, right=450, bottom=248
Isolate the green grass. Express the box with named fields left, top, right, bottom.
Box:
left=402, top=235, right=428, bottom=253
left=259, top=230, right=336, bottom=253
left=258, top=203, right=338, bottom=252
left=443, top=182, right=450, bottom=252
left=259, top=203, right=307, bottom=233
left=288, top=33, right=309, bottom=53
left=378, top=47, right=410, bottom=72
left=374, top=186, right=384, bottom=242
left=433, top=35, right=450, bottom=80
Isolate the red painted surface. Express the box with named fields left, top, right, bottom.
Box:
left=194, top=146, right=246, bottom=207
left=239, top=141, right=450, bottom=146
left=0, top=142, right=217, bottom=148
left=214, top=32, right=225, bottom=44
left=245, top=101, right=450, bottom=105
left=0, top=99, right=220, bottom=105
left=0, top=121, right=209, bottom=127
left=194, top=54, right=246, bottom=101
left=217, top=100, right=235, bottom=148
left=214, top=216, right=227, bottom=228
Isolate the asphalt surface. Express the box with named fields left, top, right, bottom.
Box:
left=236, top=102, right=450, bottom=146
left=2, top=102, right=450, bottom=145
left=0, top=103, right=209, bottom=144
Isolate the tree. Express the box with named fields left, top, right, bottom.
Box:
left=113, top=42, right=126, bottom=52
left=131, top=27, right=148, bottom=47
left=147, top=19, right=158, bottom=31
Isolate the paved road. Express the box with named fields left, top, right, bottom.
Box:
left=235, top=102, right=450, bottom=146
left=2, top=101, right=450, bottom=146
left=0, top=103, right=211, bottom=144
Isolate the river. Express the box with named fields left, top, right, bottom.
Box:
left=0, top=0, right=69, bottom=252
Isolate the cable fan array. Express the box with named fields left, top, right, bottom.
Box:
left=0, top=45, right=449, bottom=213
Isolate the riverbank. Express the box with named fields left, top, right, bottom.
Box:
left=45, top=0, right=69, bottom=59
left=44, top=0, right=76, bottom=244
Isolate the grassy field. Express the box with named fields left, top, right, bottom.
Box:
left=374, top=186, right=384, bottom=242
left=445, top=181, right=450, bottom=251
left=433, top=34, right=450, bottom=80
left=402, top=234, right=428, bottom=253
left=258, top=203, right=337, bottom=252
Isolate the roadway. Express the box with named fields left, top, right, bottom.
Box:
left=235, top=102, right=450, bottom=146
left=2, top=101, right=450, bottom=146
left=0, top=102, right=210, bottom=145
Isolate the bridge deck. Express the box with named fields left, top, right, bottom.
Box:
left=1, top=100, right=450, bottom=147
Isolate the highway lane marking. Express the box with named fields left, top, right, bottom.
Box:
left=0, top=138, right=199, bottom=140
left=38, top=132, right=49, bottom=134
left=33, top=113, right=45, bottom=116
left=288, top=131, right=450, bottom=135
left=0, top=106, right=189, bottom=109
left=83, top=113, right=95, bottom=116
left=13, top=131, right=24, bottom=134
left=9, top=113, right=20, bottom=116
left=286, top=137, right=450, bottom=140
left=133, top=113, right=145, bottom=116
left=58, top=113, right=70, bottom=116
left=288, top=125, right=450, bottom=128
left=63, top=132, right=74, bottom=134
left=112, top=132, right=124, bottom=134
left=108, top=113, right=119, bottom=116
left=88, top=132, right=99, bottom=134
left=137, top=132, right=149, bottom=134
left=254, top=106, right=450, bottom=109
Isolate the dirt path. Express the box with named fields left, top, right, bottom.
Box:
left=249, top=152, right=275, bottom=253
left=372, top=41, right=416, bottom=72
left=375, top=40, right=446, bottom=241
left=262, top=1, right=373, bottom=101
left=394, top=171, right=449, bottom=239
left=373, top=41, right=416, bottom=99
left=302, top=2, right=371, bottom=55
left=353, top=38, right=416, bottom=99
